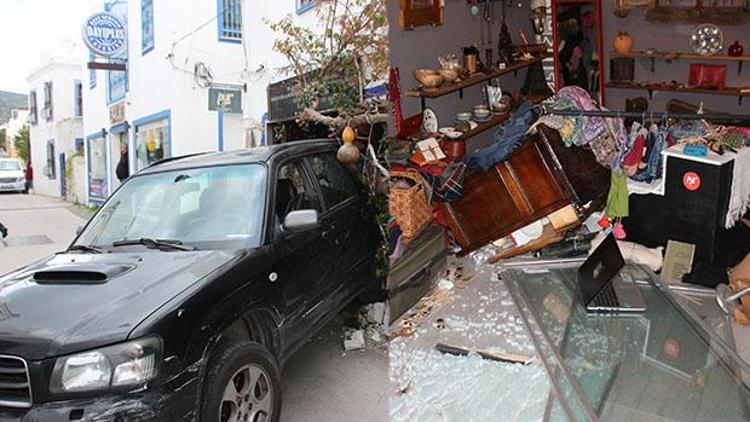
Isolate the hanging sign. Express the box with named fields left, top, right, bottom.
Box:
left=82, top=12, right=128, bottom=57
left=208, top=88, right=242, bottom=113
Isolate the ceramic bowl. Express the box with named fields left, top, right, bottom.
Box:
left=455, top=112, right=473, bottom=122
left=414, top=69, right=444, bottom=88
left=438, top=68, right=460, bottom=83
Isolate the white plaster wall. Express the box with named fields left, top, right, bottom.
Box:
left=242, top=0, right=321, bottom=126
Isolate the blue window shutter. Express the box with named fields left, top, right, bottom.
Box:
left=218, top=0, right=242, bottom=42
left=142, top=0, right=154, bottom=54
left=74, top=81, right=82, bottom=117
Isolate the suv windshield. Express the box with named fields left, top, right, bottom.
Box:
left=0, top=160, right=22, bottom=171
left=75, top=164, right=266, bottom=250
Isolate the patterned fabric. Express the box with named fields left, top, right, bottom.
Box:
left=420, top=162, right=467, bottom=203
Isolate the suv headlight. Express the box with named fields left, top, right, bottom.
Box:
left=50, top=336, right=162, bottom=393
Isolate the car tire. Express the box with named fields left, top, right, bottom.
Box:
left=201, top=341, right=282, bottom=422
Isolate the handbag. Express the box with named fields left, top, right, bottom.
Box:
left=388, top=170, right=433, bottom=241
left=689, top=64, right=726, bottom=90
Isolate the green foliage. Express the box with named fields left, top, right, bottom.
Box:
left=268, top=0, right=388, bottom=114
left=13, top=124, right=30, bottom=163
left=0, top=127, right=6, bottom=152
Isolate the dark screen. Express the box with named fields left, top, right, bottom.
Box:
left=577, top=234, right=625, bottom=305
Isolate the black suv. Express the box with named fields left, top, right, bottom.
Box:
left=0, top=140, right=381, bottom=421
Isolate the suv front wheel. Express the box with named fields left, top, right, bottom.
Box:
left=201, top=341, right=281, bottom=422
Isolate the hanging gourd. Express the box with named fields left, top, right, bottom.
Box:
left=337, top=125, right=360, bottom=164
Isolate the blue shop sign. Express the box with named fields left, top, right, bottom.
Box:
left=82, top=12, right=127, bottom=57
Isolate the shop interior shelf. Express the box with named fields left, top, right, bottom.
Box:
left=607, top=81, right=750, bottom=105
left=612, top=50, right=750, bottom=74
left=406, top=55, right=549, bottom=100
left=457, top=94, right=551, bottom=142
left=612, top=51, right=750, bottom=62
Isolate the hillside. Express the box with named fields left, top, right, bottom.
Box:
left=0, top=91, right=28, bottom=125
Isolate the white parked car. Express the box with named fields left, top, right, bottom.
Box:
left=0, top=158, right=27, bottom=193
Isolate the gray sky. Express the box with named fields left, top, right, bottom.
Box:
left=0, top=0, right=100, bottom=93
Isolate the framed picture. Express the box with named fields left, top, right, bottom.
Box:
left=398, top=0, right=443, bottom=31
left=296, top=0, right=315, bottom=15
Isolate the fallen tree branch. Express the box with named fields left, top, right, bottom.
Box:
left=297, top=107, right=389, bottom=131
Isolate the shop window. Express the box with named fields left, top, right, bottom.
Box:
left=218, top=0, right=242, bottom=42
left=275, top=161, right=320, bottom=224
left=308, top=154, right=358, bottom=210
left=29, top=90, right=37, bottom=125
left=45, top=140, right=55, bottom=179
left=74, top=81, right=83, bottom=117
left=135, top=114, right=169, bottom=170
left=142, top=0, right=154, bottom=54
left=43, top=82, right=53, bottom=121
left=89, top=52, right=97, bottom=89
left=87, top=134, right=108, bottom=200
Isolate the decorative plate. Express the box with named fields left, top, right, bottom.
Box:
left=690, top=24, right=723, bottom=56
left=422, top=108, right=439, bottom=133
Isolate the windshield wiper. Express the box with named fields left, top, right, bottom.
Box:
left=66, top=244, right=105, bottom=254
left=112, top=238, right=197, bottom=251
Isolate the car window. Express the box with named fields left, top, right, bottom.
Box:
left=308, top=154, right=359, bottom=210
left=276, top=161, right=320, bottom=223
left=0, top=160, right=22, bottom=171
left=75, top=164, right=266, bottom=249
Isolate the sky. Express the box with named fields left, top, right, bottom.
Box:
left=0, top=0, right=100, bottom=93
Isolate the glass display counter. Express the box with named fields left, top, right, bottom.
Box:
left=500, top=259, right=750, bottom=421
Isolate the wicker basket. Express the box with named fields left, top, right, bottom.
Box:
left=389, top=170, right=433, bottom=241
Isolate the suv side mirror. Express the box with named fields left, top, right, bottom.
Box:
left=283, top=209, right=319, bottom=232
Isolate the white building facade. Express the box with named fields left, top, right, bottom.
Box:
left=26, top=54, right=85, bottom=200
left=81, top=0, right=339, bottom=205
left=83, top=0, right=250, bottom=205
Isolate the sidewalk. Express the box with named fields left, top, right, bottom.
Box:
left=0, top=193, right=87, bottom=275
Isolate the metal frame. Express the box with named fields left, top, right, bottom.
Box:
left=0, top=355, right=32, bottom=409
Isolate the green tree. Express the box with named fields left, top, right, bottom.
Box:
left=0, top=127, right=6, bottom=152
left=13, top=124, right=30, bottom=163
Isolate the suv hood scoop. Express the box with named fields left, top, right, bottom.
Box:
left=33, top=264, right=134, bottom=285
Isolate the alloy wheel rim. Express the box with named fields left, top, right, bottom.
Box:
left=219, top=364, right=273, bottom=422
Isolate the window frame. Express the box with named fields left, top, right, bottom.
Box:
left=304, top=153, right=360, bottom=214
left=217, top=0, right=243, bottom=43
left=141, top=0, right=154, bottom=55
left=45, top=139, right=56, bottom=179
left=43, top=82, right=53, bottom=121
left=273, top=157, right=321, bottom=222
left=29, top=90, right=38, bottom=125
left=74, top=80, right=83, bottom=117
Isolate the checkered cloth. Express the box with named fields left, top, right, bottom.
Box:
left=419, top=162, right=467, bottom=203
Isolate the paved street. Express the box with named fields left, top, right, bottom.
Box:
left=0, top=193, right=387, bottom=421
left=0, top=193, right=85, bottom=275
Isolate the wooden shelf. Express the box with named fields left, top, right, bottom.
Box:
left=456, top=94, right=551, bottom=142
left=612, top=51, right=750, bottom=62
left=612, top=50, right=750, bottom=74
left=607, top=82, right=750, bottom=105
left=406, top=55, right=548, bottom=99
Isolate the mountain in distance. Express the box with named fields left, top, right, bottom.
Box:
left=0, top=91, right=28, bottom=125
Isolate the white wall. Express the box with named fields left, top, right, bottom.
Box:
left=242, top=0, right=321, bottom=131
left=27, top=58, right=84, bottom=199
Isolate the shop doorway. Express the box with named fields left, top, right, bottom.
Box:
left=110, top=130, right=129, bottom=191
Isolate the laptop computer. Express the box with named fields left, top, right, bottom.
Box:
left=578, top=234, right=646, bottom=313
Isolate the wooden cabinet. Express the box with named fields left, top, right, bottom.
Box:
left=441, top=126, right=610, bottom=254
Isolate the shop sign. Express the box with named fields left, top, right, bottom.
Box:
left=208, top=88, right=242, bottom=113
left=110, top=101, right=126, bottom=125
left=267, top=70, right=337, bottom=122
left=682, top=171, right=701, bottom=192
left=82, top=12, right=128, bottom=57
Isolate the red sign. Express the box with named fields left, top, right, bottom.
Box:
left=683, top=171, right=701, bottom=191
